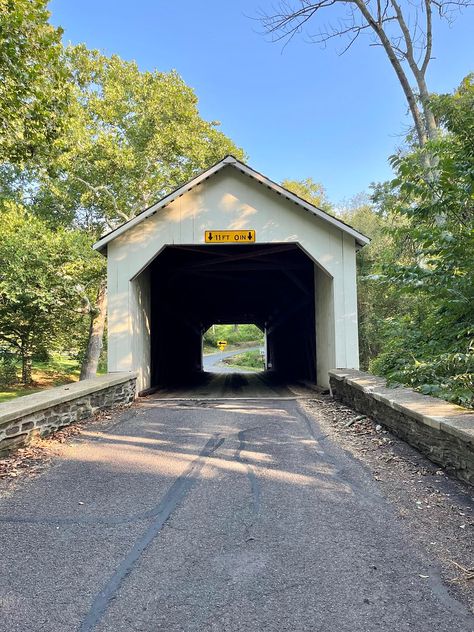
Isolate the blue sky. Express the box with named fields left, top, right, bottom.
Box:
left=49, top=1, right=473, bottom=203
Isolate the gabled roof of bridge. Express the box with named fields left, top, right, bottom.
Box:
left=93, top=155, right=370, bottom=252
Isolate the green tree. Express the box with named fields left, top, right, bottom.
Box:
left=0, top=0, right=70, bottom=163
left=38, top=45, right=245, bottom=231
left=0, top=204, right=102, bottom=384
left=370, top=75, right=474, bottom=406
left=282, top=177, right=332, bottom=212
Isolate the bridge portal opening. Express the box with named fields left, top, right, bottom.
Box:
left=202, top=324, right=266, bottom=374
left=141, top=243, right=321, bottom=387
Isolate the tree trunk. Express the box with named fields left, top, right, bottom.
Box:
left=21, top=344, right=32, bottom=385
left=353, top=0, right=428, bottom=146
left=415, top=74, right=438, bottom=141
left=80, top=280, right=107, bottom=380
left=388, top=0, right=438, bottom=142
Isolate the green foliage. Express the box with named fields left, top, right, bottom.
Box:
left=368, top=76, right=474, bottom=407
left=338, top=197, right=403, bottom=370
left=224, top=350, right=265, bottom=370
left=0, top=0, right=70, bottom=163
left=37, top=45, right=245, bottom=231
left=337, top=77, right=473, bottom=408
left=372, top=347, right=473, bottom=408
left=281, top=177, right=333, bottom=213
left=203, top=324, right=264, bottom=348
left=0, top=204, right=104, bottom=383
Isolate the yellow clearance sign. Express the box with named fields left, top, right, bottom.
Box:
left=205, top=230, right=256, bottom=244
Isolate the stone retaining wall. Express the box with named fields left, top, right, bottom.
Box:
left=0, top=372, right=137, bottom=456
left=329, top=369, right=474, bottom=485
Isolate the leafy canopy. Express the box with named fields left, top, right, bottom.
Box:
left=370, top=75, right=474, bottom=406
left=0, top=203, right=103, bottom=381
left=281, top=177, right=333, bottom=213
left=0, top=0, right=70, bottom=163
left=37, top=45, right=245, bottom=231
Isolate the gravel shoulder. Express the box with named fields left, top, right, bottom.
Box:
left=299, top=392, right=474, bottom=611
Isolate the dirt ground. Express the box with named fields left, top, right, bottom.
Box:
left=300, top=393, right=474, bottom=611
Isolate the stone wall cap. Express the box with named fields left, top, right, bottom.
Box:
left=0, top=372, right=138, bottom=427
left=346, top=375, right=387, bottom=393
left=328, top=369, right=356, bottom=381
left=438, top=415, right=474, bottom=442
left=329, top=369, right=473, bottom=441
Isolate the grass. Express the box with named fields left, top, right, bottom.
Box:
left=0, top=355, right=81, bottom=404
left=223, top=350, right=265, bottom=372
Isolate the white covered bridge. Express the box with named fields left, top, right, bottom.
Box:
left=94, top=156, right=369, bottom=392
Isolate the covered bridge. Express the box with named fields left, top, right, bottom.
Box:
left=94, top=155, right=369, bottom=392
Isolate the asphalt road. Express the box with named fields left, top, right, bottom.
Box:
left=151, top=370, right=293, bottom=399
left=0, top=387, right=473, bottom=631
left=202, top=346, right=264, bottom=374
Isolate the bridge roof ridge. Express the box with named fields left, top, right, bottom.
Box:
left=93, top=154, right=370, bottom=253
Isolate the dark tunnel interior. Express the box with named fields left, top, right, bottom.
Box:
left=149, top=244, right=316, bottom=385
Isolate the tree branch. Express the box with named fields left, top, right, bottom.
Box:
left=421, top=0, right=432, bottom=74
left=73, top=175, right=131, bottom=223
left=261, top=0, right=345, bottom=43
left=389, top=0, right=418, bottom=68
left=259, top=0, right=473, bottom=144
left=353, top=0, right=427, bottom=143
